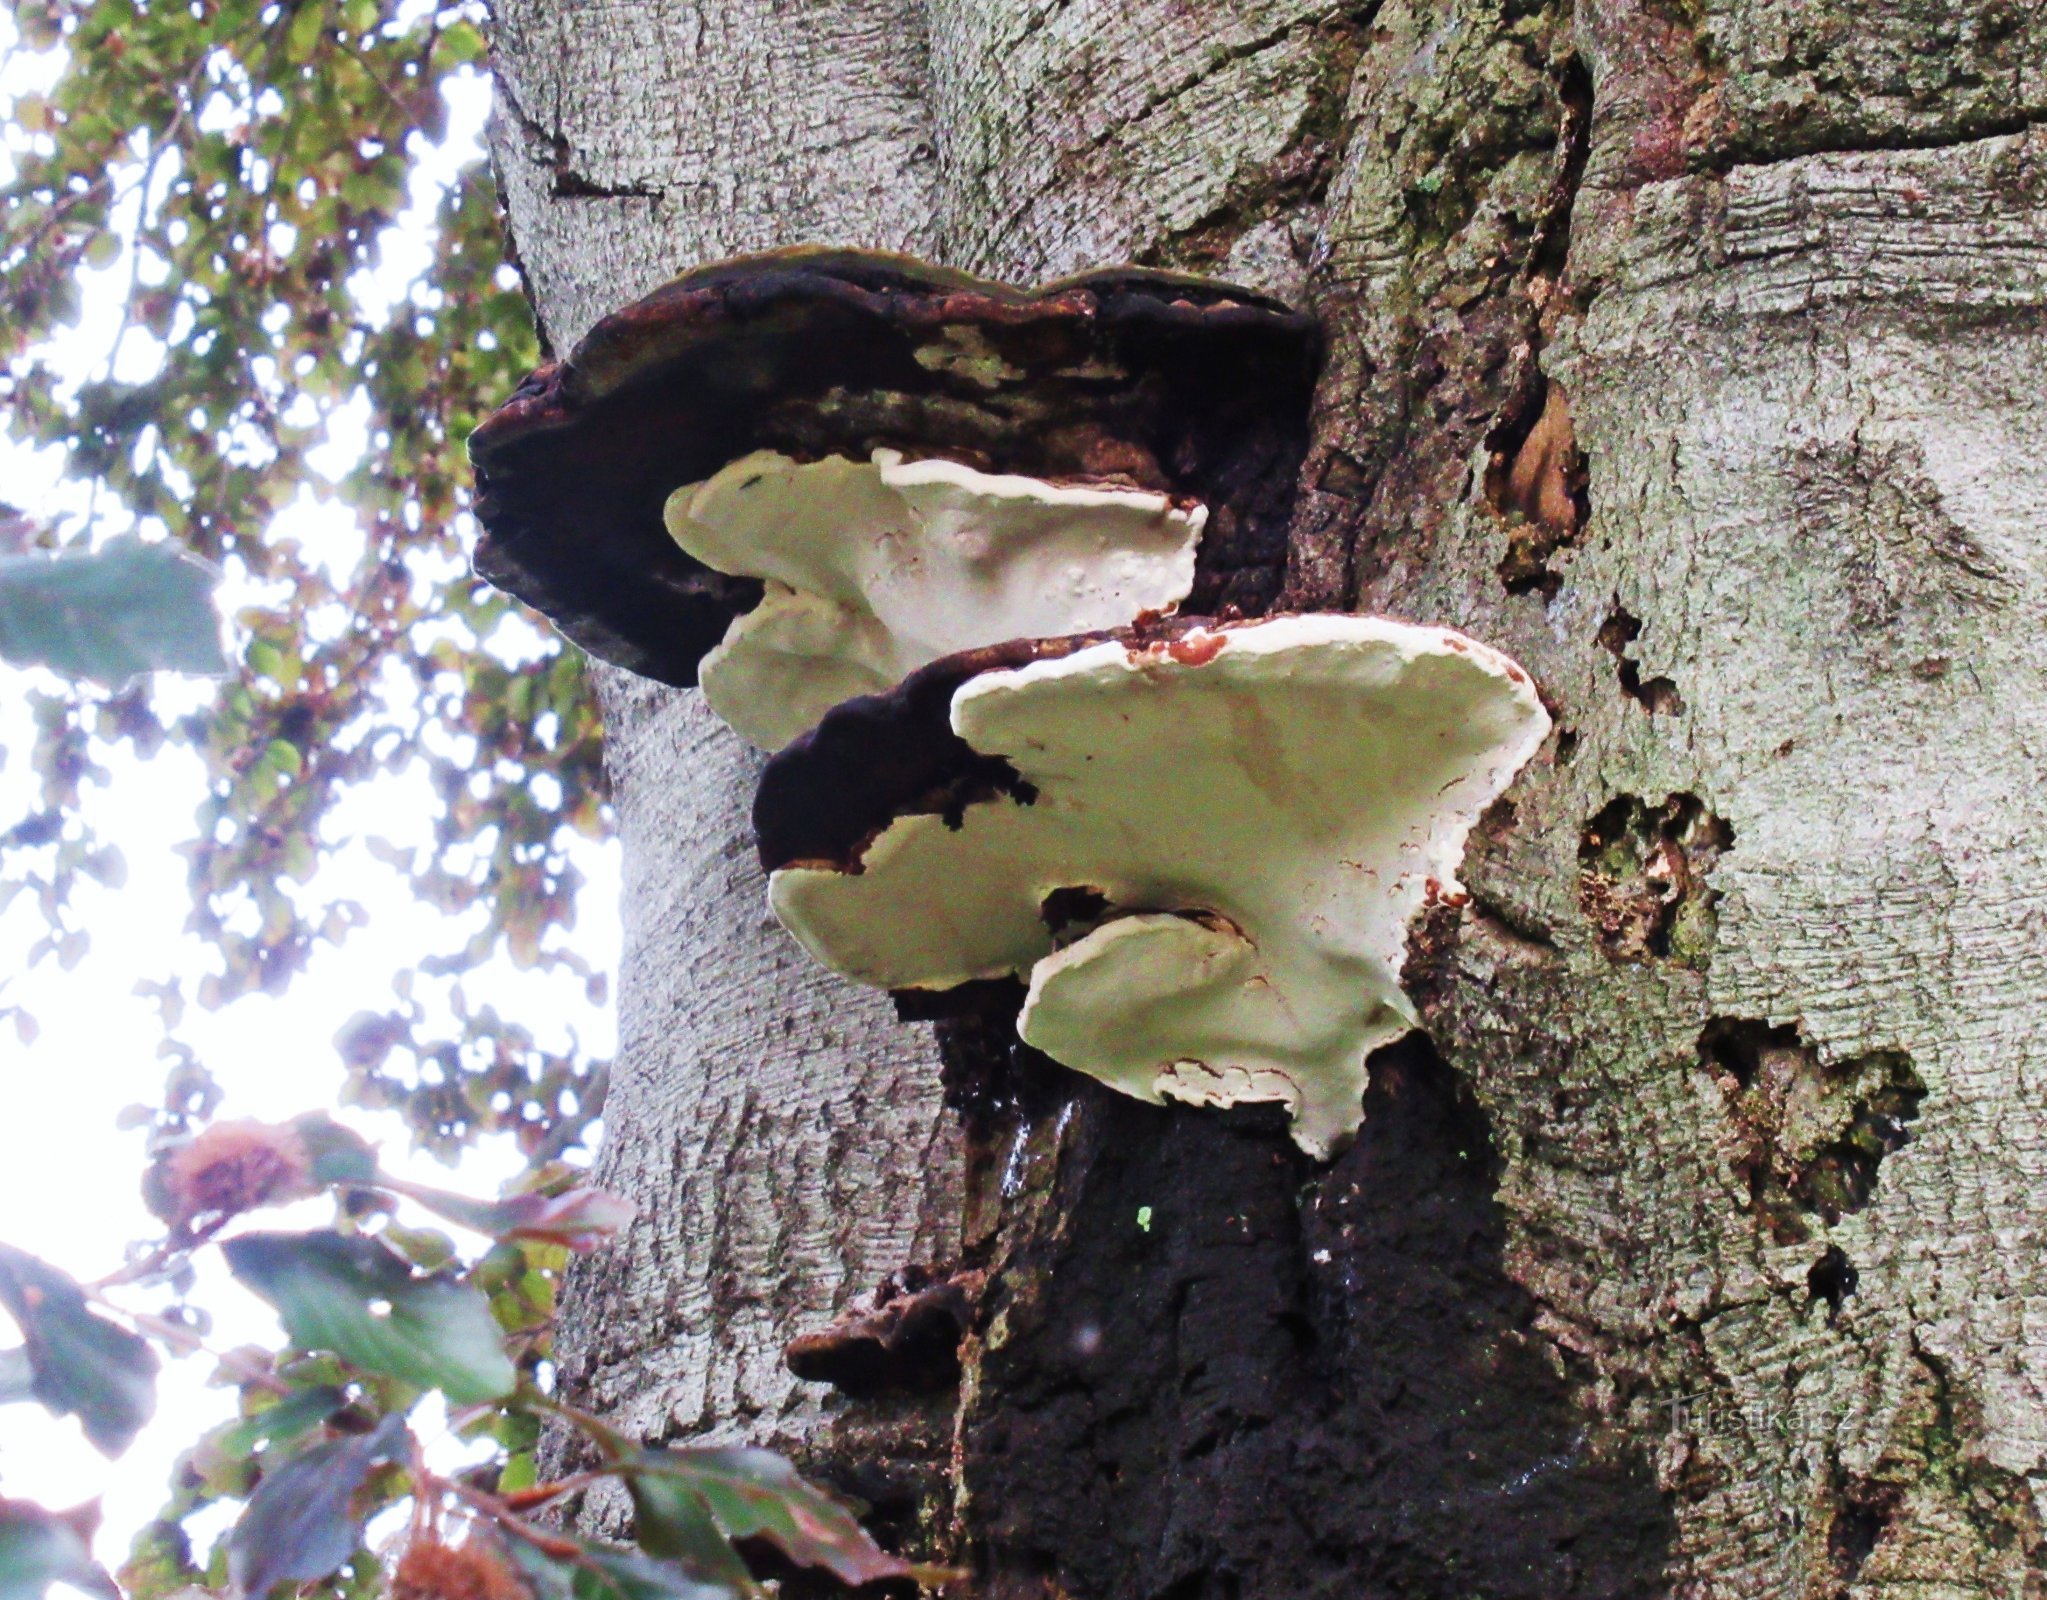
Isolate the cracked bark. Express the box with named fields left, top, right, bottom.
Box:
left=491, top=1, right=2047, bottom=1594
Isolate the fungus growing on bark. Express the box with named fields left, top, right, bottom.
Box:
left=670, top=448, right=1203, bottom=749
left=756, top=615, right=1551, bottom=1157
left=467, top=248, right=1318, bottom=686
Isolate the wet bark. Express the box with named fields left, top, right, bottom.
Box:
left=490, top=1, right=2047, bottom=1593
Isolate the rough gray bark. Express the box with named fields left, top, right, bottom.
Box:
left=488, top=0, right=2047, bottom=1593
left=487, top=0, right=959, bottom=1505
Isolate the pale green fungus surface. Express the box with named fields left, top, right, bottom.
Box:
left=668, top=448, right=1203, bottom=749
left=769, top=615, right=1550, bottom=1156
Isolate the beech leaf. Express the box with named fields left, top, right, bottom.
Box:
left=626, top=1473, right=759, bottom=1596
left=505, top=1541, right=737, bottom=1600
left=0, top=536, right=225, bottom=684
left=637, top=1448, right=943, bottom=1588
left=223, top=1231, right=516, bottom=1403
left=0, top=1244, right=158, bottom=1457
left=291, top=1115, right=378, bottom=1187
left=215, top=1384, right=349, bottom=1460
left=0, top=1498, right=117, bottom=1600
left=226, top=1412, right=407, bottom=1598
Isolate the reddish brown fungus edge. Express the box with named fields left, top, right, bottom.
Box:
left=1164, top=630, right=1230, bottom=667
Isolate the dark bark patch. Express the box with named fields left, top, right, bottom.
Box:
left=1806, top=1245, right=1859, bottom=1321
left=1576, top=793, right=1730, bottom=965
left=785, top=1265, right=986, bottom=1398
left=1594, top=605, right=1684, bottom=715
left=955, top=1037, right=1674, bottom=1599
left=1825, top=1474, right=1904, bottom=1590
left=932, top=993, right=1044, bottom=1141
left=1038, top=887, right=1113, bottom=941
left=754, top=613, right=1242, bottom=875
left=1699, top=1019, right=1926, bottom=1244
left=1402, top=893, right=1476, bottom=994
left=891, top=977, right=1032, bottom=1029
left=752, top=636, right=1063, bottom=874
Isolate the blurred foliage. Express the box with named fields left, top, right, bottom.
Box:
left=0, top=532, right=227, bottom=682
left=0, top=1124, right=944, bottom=1600
left=0, top=0, right=608, bottom=1159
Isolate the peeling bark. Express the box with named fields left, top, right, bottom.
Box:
left=492, top=1, right=2047, bottom=1593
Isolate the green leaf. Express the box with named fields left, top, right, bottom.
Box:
left=379, top=1223, right=457, bottom=1272
left=498, top=1451, right=537, bottom=1494
left=637, top=1448, right=940, bottom=1588
left=262, top=738, right=304, bottom=778
left=0, top=1349, right=31, bottom=1406
left=225, top=1412, right=406, bottom=1599
left=0, top=537, right=225, bottom=685
left=215, top=1384, right=347, bottom=1460
left=223, top=1231, right=516, bottom=1404
left=505, top=1542, right=736, bottom=1600
left=0, top=1498, right=117, bottom=1600
left=116, top=1518, right=204, bottom=1600
left=626, top=1474, right=759, bottom=1596
left=245, top=637, right=287, bottom=681
left=283, top=0, right=329, bottom=62
left=292, top=1115, right=378, bottom=1186
left=0, top=1244, right=158, bottom=1457
left=436, top=18, right=488, bottom=65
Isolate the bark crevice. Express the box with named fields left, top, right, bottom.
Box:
left=949, top=1038, right=1676, bottom=1600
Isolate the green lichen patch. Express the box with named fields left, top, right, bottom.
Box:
left=1577, top=792, right=1731, bottom=965
left=1697, top=1017, right=1927, bottom=1243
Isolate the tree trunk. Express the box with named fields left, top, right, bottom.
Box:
left=488, top=2, right=2047, bottom=1594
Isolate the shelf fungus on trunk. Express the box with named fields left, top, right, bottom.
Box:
left=466, top=248, right=1318, bottom=703
left=670, top=449, right=1203, bottom=749
left=754, top=615, right=1552, bottom=1157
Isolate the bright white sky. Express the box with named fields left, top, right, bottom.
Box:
left=0, top=25, right=620, bottom=1572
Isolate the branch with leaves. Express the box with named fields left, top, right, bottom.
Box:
left=0, top=1115, right=946, bottom=1600
left=2, top=0, right=607, bottom=1155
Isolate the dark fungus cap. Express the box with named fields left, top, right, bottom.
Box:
left=467, top=248, right=1321, bottom=685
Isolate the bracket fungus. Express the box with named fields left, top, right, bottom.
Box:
left=670, top=448, right=1204, bottom=749
left=755, top=615, right=1551, bottom=1157
left=469, top=250, right=1555, bottom=1157
left=467, top=248, right=1318, bottom=695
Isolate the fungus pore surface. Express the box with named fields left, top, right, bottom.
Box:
left=669, top=448, right=1203, bottom=749
left=761, top=615, right=1551, bottom=1156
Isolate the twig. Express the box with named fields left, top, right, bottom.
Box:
left=86, top=1291, right=291, bottom=1396
left=432, top=1474, right=585, bottom=1561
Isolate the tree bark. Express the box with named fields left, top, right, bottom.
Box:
left=486, top=0, right=960, bottom=1526
left=489, top=1, right=2047, bottom=1594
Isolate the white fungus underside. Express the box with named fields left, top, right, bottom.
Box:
left=667, top=449, right=1204, bottom=749
left=769, top=614, right=1552, bottom=1156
